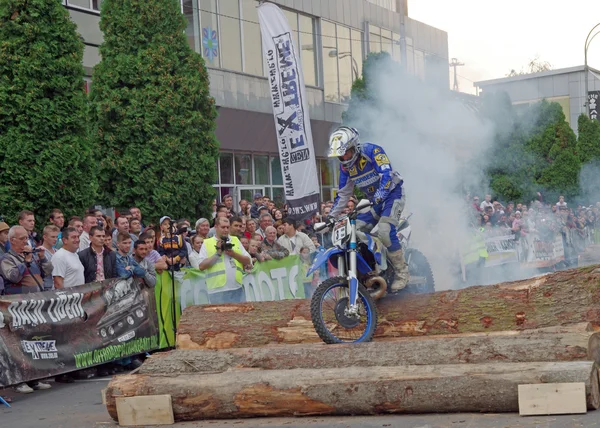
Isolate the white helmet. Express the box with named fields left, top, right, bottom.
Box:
left=327, top=126, right=361, bottom=169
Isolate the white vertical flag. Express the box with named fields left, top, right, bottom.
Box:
left=258, top=2, right=320, bottom=220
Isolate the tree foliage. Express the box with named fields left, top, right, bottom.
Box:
left=506, top=55, right=552, bottom=77
left=90, top=0, right=218, bottom=221
left=576, top=113, right=600, bottom=163
left=0, top=0, right=97, bottom=224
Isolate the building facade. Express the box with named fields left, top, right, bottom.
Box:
left=474, top=66, right=600, bottom=133
left=64, top=0, right=449, bottom=206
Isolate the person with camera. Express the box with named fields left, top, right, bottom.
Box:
left=157, top=216, right=188, bottom=270
left=198, top=217, right=251, bottom=304
left=0, top=226, right=52, bottom=295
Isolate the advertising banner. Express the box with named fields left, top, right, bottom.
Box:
left=258, top=2, right=320, bottom=220
left=0, top=278, right=159, bottom=387
left=484, top=234, right=518, bottom=267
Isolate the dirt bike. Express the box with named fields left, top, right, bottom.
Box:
left=307, top=199, right=435, bottom=344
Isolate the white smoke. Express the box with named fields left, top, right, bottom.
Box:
left=346, top=58, right=497, bottom=290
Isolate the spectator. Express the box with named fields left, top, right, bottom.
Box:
left=49, top=208, right=65, bottom=249
left=299, top=247, right=314, bottom=298
left=273, top=209, right=283, bottom=221
left=78, top=226, right=117, bottom=283
left=222, top=194, right=235, bottom=218
left=239, top=236, right=250, bottom=251
left=245, top=218, right=257, bottom=240
left=129, top=218, right=143, bottom=240
left=258, top=226, right=289, bottom=262
left=69, top=216, right=84, bottom=236
left=238, top=199, right=250, bottom=217
left=157, top=216, right=188, bottom=271
left=257, top=213, right=274, bottom=239
left=210, top=199, right=217, bottom=219
left=278, top=218, right=315, bottom=255
left=103, top=227, right=114, bottom=248
left=189, top=234, right=204, bottom=269
left=480, top=195, right=494, bottom=213
left=347, top=200, right=356, bottom=212
left=41, top=225, right=60, bottom=290
left=250, top=193, right=263, bottom=219
left=52, top=227, right=85, bottom=289
left=229, top=216, right=245, bottom=238
left=556, top=195, right=568, bottom=208
left=140, top=232, right=168, bottom=273
left=472, top=196, right=481, bottom=212
left=198, top=217, right=251, bottom=304
left=18, top=210, right=37, bottom=248
left=274, top=220, right=285, bottom=237
left=129, top=206, right=144, bottom=228
left=1, top=226, right=52, bottom=294
left=79, top=213, right=98, bottom=251
left=112, top=216, right=135, bottom=252
left=90, top=209, right=105, bottom=229
left=195, top=218, right=210, bottom=239
left=0, top=222, right=9, bottom=256
left=322, top=205, right=331, bottom=218
left=131, top=240, right=157, bottom=287
left=208, top=205, right=229, bottom=237
left=115, top=232, right=135, bottom=278
left=258, top=206, right=270, bottom=219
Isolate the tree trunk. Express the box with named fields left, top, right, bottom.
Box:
left=176, top=266, right=600, bottom=349
left=145, top=325, right=598, bottom=375
left=105, top=361, right=600, bottom=421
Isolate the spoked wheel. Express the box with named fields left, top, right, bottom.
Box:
left=405, top=248, right=435, bottom=294
left=310, top=276, right=378, bottom=344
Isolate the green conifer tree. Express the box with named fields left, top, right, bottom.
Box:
left=0, top=0, right=97, bottom=224
left=90, top=0, right=218, bottom=221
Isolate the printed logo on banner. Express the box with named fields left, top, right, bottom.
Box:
left=21, top=340, right=58, bottom=360
left=589, top=91, right=599, bottom=121
left=8, top=292, right=85, bottom=329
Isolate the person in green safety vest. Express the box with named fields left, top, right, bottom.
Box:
left=198, top=217, right=251, bottom=304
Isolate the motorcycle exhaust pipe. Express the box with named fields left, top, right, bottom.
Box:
left=365, top=276, right=387, bottom=301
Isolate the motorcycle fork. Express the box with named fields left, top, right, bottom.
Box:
left=348, top=219, right=359, bottom=308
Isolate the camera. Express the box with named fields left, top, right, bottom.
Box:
left=23, top=248, right=41, bottom=256
left=217, top=236, right=234, bottom=252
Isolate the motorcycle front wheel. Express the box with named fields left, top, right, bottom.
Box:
left=310, top=276, right=378, bottom=344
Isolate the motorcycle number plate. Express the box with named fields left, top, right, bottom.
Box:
left=332, top=221, right=348, bottom=245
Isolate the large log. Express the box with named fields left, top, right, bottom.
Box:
left=177, top=266, right=600, bottom=349
left=145, top=325, right=598, bottom=375
left=105, top=361, right=600, bottom=421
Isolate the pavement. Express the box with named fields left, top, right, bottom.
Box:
left=2, top=377, right=600, bottom=428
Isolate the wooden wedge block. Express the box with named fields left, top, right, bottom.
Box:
left=116, top=395, right=174, bottom=426
left=518, top=382, right=587, bottom=416
left=101, top=388, right=106, bottom=406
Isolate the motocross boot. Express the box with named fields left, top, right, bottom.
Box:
left=388, top=249, right=409, bottom=291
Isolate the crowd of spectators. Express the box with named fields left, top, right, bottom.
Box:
left=467, top=193, right=600, bottom=264
left=0, top=193, right=360, bottom=394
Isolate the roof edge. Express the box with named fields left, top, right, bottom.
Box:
left=474, top=65, right=600, bottom=87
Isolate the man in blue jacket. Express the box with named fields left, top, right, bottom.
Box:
left=328, top=126, right=408, bottom=291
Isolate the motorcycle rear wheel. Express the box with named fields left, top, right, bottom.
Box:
left=310, top=276, right=378, bottom=344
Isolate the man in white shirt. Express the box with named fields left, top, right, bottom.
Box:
left=79, top=213, right=98, bottom=252
left=479, top=194, right=494, bottom=213
left=52, top=227, right=85, bottom=289
left=277, top=218, right=316, bottom=255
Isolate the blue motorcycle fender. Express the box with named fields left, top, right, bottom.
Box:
left=306, top=247, right=372, bottom=277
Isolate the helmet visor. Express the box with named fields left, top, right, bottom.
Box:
left=338, top=148, right=355, bottom=163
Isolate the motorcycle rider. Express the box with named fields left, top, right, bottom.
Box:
left=328, top=126, right=409, bottom=291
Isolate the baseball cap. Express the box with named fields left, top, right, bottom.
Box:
left=159, top=216, right=171, bottom=225
left=254, top=193, right=263, bottom=200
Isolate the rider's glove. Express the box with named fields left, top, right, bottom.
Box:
left=374, top=190, right=386, bottom=205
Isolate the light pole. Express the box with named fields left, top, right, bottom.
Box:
left=584, top=23, right=600, bottom=110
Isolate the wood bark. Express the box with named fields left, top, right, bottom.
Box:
left=105, top=361, right=600, bottom=421
left=145, top=325, right=598, bottom=375
left=176, top=266, right=600, bottom=349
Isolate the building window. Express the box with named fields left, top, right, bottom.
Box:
left=323, top=21, right=363, bottom=104
left=182, top=0, right=200, bottom=53
left=271, top=157, right=283, bottom=185
left=299, top=14, right=317, bottom=86
left=235, top=154, right=253, bottom=184
left=351, top=29, right=363, bottom=80
left=219, top=0, right=242, bottom=72
left=66, top=0, right=100, bottom=11
left=254, top=155, right=270, bottom=185
left=200, top=0, right=220, bottom=66
left=392, top=32, right=401, bottom=62
left=322, top=21, right=339, bottom=103
left=369, top=24, right=381, bottom=54
left=241, top=0, right=263, bottom=76
left=220, top=153, right=234, bottom=184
